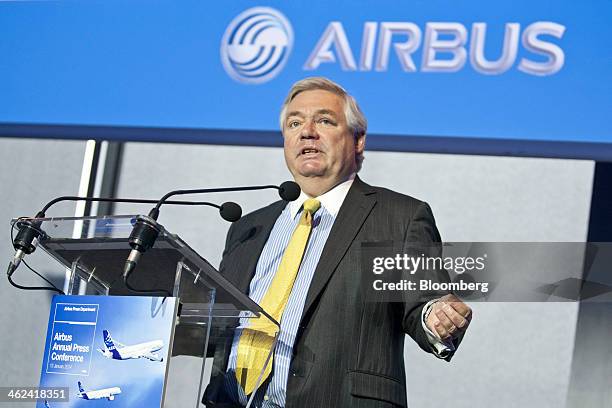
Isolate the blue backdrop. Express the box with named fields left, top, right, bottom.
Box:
left=1, top=0, right=610, bottom=159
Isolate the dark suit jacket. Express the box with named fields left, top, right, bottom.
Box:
left=206, top=177, right=450, bottom=408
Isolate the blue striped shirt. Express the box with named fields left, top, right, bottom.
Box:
left=227, top=178, right=354, bottom=407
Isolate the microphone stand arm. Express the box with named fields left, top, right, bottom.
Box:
left=150, top=184, right=278, bottom=219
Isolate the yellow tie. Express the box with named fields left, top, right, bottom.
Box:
left=236, top=198, right=321, bottom=395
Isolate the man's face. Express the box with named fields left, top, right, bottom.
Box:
left=282, top=89, right=364, bottom=186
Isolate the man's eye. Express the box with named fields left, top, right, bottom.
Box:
left=288, top=121, right=300, bottom=128
left=319, top=118, right=334, bottom=125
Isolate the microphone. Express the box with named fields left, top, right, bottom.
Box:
left=279, top=181, right=301, bottom=201
left=8, top=212, right=45, bottom=276
left=123, top=200, right=242, bottom=279
left=8, top=196, right=236, bottom=278
left=124, top=216, right=161, bottom=279
left=123, top=181, right=301, bottom=277
left=147, top=181, right=300, bottom=220
left=220, top=202, right=242, bottom=222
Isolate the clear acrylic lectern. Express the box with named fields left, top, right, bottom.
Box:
left=12, top=214, right=278, bottom=408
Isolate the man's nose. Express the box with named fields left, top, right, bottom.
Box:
left=300, top=119, right=318, bottom=139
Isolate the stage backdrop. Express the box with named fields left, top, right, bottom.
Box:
left=0, top=0, right=610, bottom=159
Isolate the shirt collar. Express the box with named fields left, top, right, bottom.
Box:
left=289, top=174, right=356, bottom=219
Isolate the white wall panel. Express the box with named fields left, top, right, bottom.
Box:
left=0, top=138, right=87, bottom=389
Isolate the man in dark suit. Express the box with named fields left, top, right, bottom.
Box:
left=205, top=77, right=471, bottom=407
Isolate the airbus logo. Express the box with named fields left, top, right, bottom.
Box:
left=304, top=21, right=565, bottom=76
left=220, top=7, right=293, bottom=84
left=221, top=8, right=566, bottom=83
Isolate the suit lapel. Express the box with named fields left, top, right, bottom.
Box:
left=300, top=177, right=377, bottom=321
left=229, top=201, right=286, bottom=294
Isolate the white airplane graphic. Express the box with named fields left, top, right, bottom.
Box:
left=44, top=401, right=50, bottom=408
left=77, top=381, right=122, bottom=401
left=97, top=329, right=164, bottom=362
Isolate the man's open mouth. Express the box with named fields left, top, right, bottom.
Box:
left=301, top=148, right=320, bottom=155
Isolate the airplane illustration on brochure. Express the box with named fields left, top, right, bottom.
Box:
left=77, top=381, right=122, bottom=401
left=97, top=329, right=164, bottom=362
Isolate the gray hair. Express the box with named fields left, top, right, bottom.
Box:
left=279, top=77, right=367, bottom=171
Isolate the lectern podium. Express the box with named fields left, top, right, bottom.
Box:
left=13, top=214, right=277, bottom=408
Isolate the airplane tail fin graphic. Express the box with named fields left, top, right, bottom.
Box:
left=77, top=381, right=85, bottom=393
left=102, top=330, right=121, bottom=359
left=103, top=330, right=115, bottom=350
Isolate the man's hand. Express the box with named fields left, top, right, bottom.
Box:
left=425, top=294, right=472, bottom=343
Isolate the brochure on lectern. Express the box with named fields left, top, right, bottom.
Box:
left=37, top=295, right=177, bottom=407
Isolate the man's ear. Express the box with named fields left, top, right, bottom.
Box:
left=355, top=133, right=366, bottom=154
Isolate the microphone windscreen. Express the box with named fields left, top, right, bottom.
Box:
left=220, top=202, right=242, bottom=222
left=279, top=181, right=301, bottom=201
